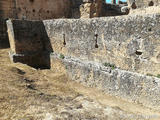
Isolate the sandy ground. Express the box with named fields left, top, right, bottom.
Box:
left=0, top=49, right=160, bottom=120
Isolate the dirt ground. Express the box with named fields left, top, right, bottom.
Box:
left=0, top=49, right=160, bottom=120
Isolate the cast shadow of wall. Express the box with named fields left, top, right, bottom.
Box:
left=33, top=21, right=53, bottom=69
left=0, top=19, right=10, bottom=49
left=70, top=0, right=83, bottom=18
left=9, top=20, right=53, bottom=69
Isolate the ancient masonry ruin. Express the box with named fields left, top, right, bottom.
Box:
left=0, top=0, right=160, bottom=112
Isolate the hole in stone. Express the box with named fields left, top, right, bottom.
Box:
left=47, top=10, right=49, bottom=13
left=34, top=33, right=38, bottom=37
left=63, top=34, right=66, bottom=46
left=131, top=2, right=137, bottom=9
left=32, top=9, right=35, bottom=12
left=148, top=1, right=154, bottom=6
left=37, top=40, right=41, bottom=44
left=5, top=18, right=9, bottom=21
left=156, top=53, right=160, bottom=61
left=148, top=28, right=152, bottom=31
left=95, top=34, right=98, bottom=48
left=18, top=8, right=21, bottom=11
left=95, top=43, right=98, bottom=48
left=29, top=0, right=34, bottom=2
left=136, top=50, right=143, bottom=55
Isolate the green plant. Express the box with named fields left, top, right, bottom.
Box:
left=59, top=54, right=65, bottom=59
left=103, top=62, right=110, bottom=67
left=146, top=73, right=154, bottom=76
left=103, top=62, right=116, bottom=69
left=65, top=65, right=68, bottom=69
left=157, top=74, right=160, bottom=78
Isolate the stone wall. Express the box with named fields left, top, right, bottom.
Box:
left=0, top=0, right=126, bottom=20
left=0, top=0, right=16, bottom=19
left=0, top=0, right=14, bottom=48
left=7, top=14, right=160, bottom=74
left=0, top=0, right=72, bottom=20
left=15, top=0, right=71, bottom=20
left=79, top=0, right=127, bottom=18
left=51, top=53, right=160, bottom=110
left=7, top=20, right=53, bottom=68
left=42, top=14, right=160, bottom=76
left=6, top=13, right=160, bottom=111
left=128, top=0, right=160, bottom=12
left=79, top=0, right=104, bottom=18
left=0, top=19, right=10, bottom=48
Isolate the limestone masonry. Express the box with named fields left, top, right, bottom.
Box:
left=0, top=0, right=160, bottom=113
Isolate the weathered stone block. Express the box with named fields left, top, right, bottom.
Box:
left=128, top=0, right=160, bottom=11
left=7, top=19, right=53, bottom=68
left=7, top=13, right=160, bottom=74
left=43, top=14, right=160, bottom=75
left=51, top=53, right=160, bottom=111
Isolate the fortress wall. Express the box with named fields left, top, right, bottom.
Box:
left=128, top=0, right=160, bottom=11
left=50, top=53, right=160, bottom=110
left=0, top=0, right=14, bottom=48
left=7, top=20, right=53, bottom=68
left=15, top=0, right=71, bottom=20
left=0, top=0, right=72, bottom=48
left=0, top=0, right=126, bottom=49
left=0, top=0, right=15, bottom=19
left=7, top=14, right=160, bottom=75
left=6, top=13, right=160, bottom=111
left=0, top=0, right=72, bottom=20
left=43, top=14, right=160, bottom=75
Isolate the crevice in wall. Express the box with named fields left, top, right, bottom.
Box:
left=148, top=1, right=154, bottom=6
left=63, top=34, right=66, bottom=46
left=0, top=19, right=10, bottom=49
left=29, top=0, right=34, bottom=3
left=148, top=28, right=152, bottom=32
left=136, top=50, right=142, bottom=55
left=131, top=2, right=137, bottom=9
left=95, top=34, right=98, bottom=48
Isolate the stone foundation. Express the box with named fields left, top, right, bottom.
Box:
left=42, top=14, right=160, bottom=75
left=7, top=13, right=160, bottom=73
left=6, top=13, right=160, bottom=110
left=51, top=53, right=160, bottom=111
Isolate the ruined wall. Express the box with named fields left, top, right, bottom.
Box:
left=0, top=0, right=72, bottom=48
left=79, top=0, right=126, bottom=18
left=15, top=0, right=71, bottom=20
left=6, top=13, right=160, bottom=111
left=7, top=14, right=160, bottom=74
left=42, top=14, right=160, bottom=76
left=128, top=0, right=160, bottom=12
left=50, top=54, right=160, bottom=111
left=0, top=0, right=72, bottom=20
left=79, top=0, right=104, bottom=18
left=71, top=0, right=107, bottom=18
left=128, top=0, right=159, bottom=8
left=0, top=0, right=126, bottom=20
left=0, top=0, right=16, bottom=19
left=7, top=20, right=53, bottom=68
left=0, top=0, right=15, bottom=48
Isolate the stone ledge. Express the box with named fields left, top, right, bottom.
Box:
left=51, top=53, right=160, bottom=111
